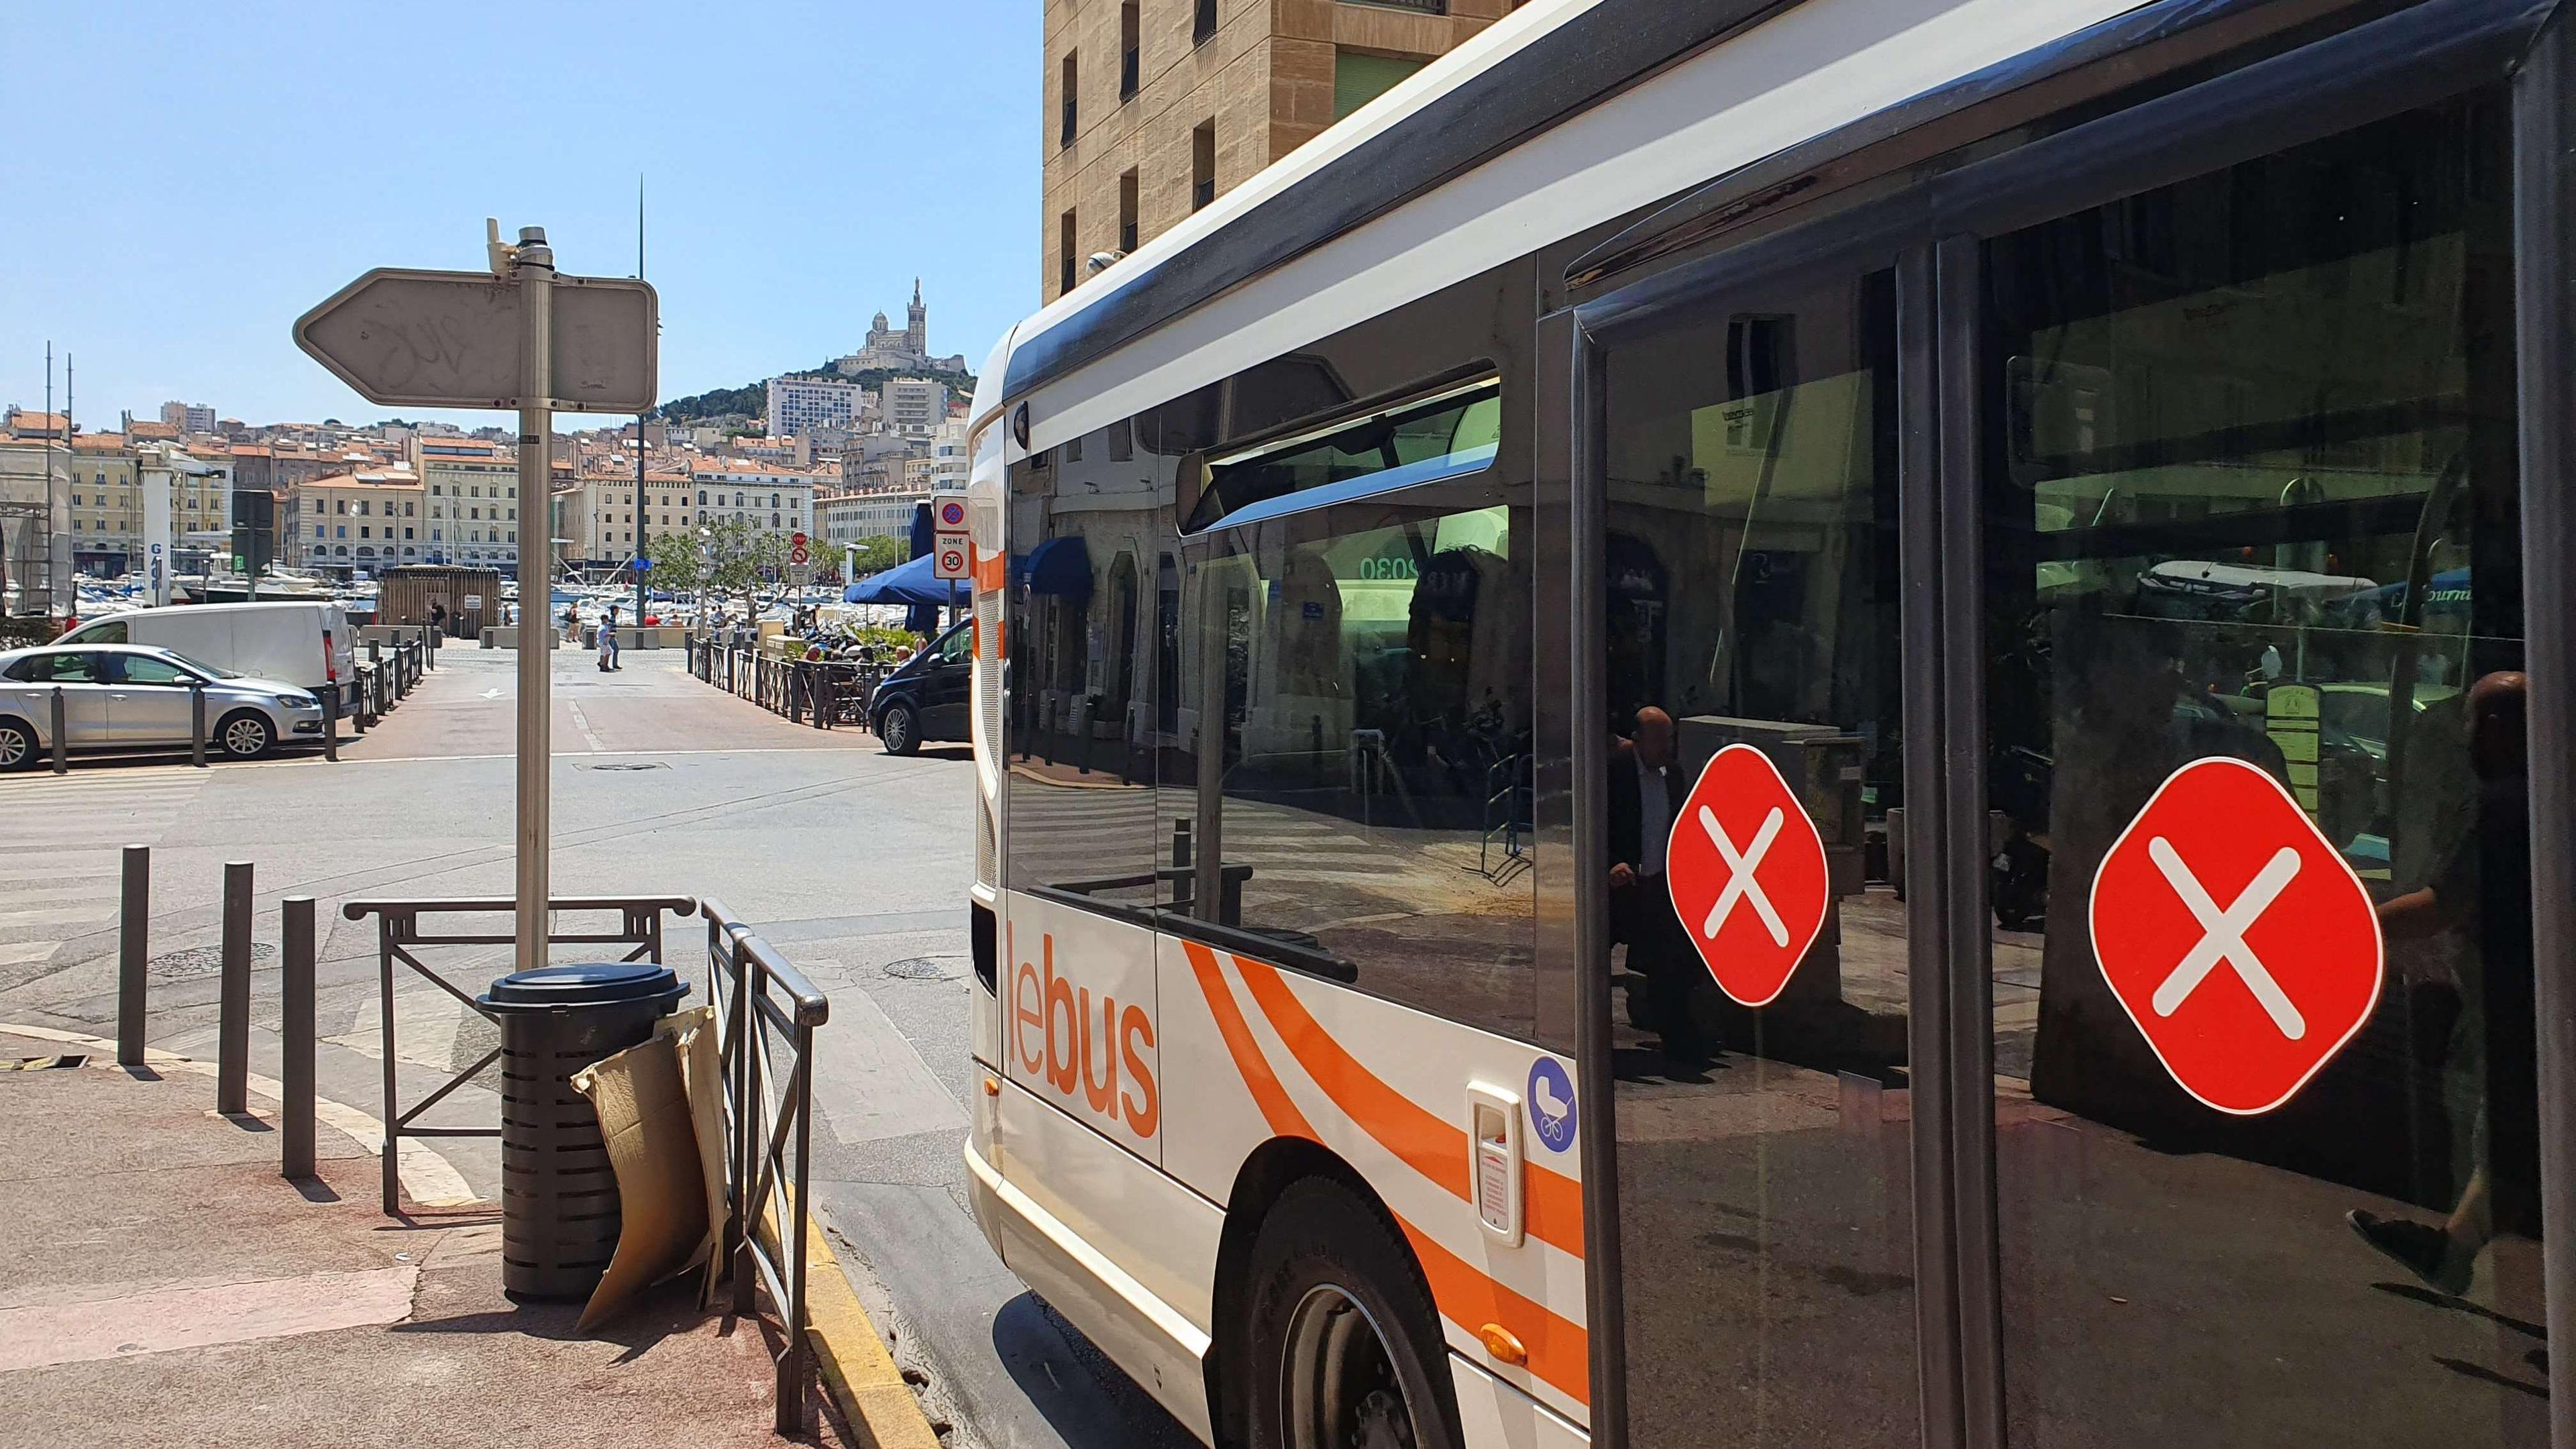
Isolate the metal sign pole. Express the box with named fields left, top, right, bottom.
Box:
left=513, top=229, right=555, bottom=973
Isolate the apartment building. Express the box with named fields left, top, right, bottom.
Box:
left=818, top=490, right=928, bottom=549
left=62, top=434, right=141, bottom=574
left=562, top=469, right=694, bottom=568
left=414, top=436, right=519, bottom=568
left=928, top=417, right=970, bottom=492
left=690, top=460, right=816, bottom=541
left=160, top=400, right=217, bottom=436
left=291, top=467, right=423, bottom=578
left=879, top=377, right=950, bottom=437
left=44, top=437, right=246, bottom=576
left=765, top=375, right=869, bottom=441
left=1041, top=0, right=1509, bottom=301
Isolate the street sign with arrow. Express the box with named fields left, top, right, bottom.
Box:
left=294, top=268, right=657, bottom=412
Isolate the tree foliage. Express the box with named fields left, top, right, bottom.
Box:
left=845, top=535, right=908, bottom=578
left=643, top=529, right=704, bottom=594
left=704, top=517, right=791, bottom=619
left=647, top=518, right=789, bottom=619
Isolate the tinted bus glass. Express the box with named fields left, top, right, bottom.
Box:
left=1978, top=90, right=2541, bottom=1446
left=1599, top=268, right=1916, bottom=1446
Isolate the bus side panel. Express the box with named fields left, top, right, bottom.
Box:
left=1450, top=1356, right=1591, bottom=1449
left=1157, top=939, right=1591, bottom=1427
left=1000, top=890, right=1163, bottom=1165
left=987, top=1073, right=1222, bottom=1440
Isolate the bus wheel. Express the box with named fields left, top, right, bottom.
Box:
left=1244, top=1179, right=1461, bottom=1449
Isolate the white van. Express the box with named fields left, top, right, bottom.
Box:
left=56, top=602, right=357, bottom=696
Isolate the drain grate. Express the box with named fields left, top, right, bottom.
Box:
left=149, top=942, right=276, bottom=981
left=883, top=955, right=967, bottom=981
left=4, top=1055, right=85, bottom=1071
left=586, top=761, right=668, bottom=771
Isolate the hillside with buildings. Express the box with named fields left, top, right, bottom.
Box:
left=2, top=280, right=977, bottom=604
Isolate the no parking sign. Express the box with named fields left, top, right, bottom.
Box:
left=2090, top=756, right=2383, bottom=1115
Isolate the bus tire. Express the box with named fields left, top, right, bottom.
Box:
left=1241, top=1177, right=1463, bottom=1449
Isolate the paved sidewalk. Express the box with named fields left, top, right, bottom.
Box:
left=0, top=1029, right=849, bottom=1449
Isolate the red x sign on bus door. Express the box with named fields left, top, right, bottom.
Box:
left=1666, top=743, right=1832, bottom=1008
left=2090, top=755, right=2383, bottom=1116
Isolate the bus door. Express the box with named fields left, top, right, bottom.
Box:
left=1959, top=78, right=2545, bottom=1449
left=1584, top=262, right=1925, bottom=1447
left=1577, top=21, right=2559, bottom=1449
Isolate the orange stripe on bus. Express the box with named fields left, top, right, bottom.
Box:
left=1229, top=956, right=1584, bottom=1260
left=1183, top=941, right=1318, bottom=1140
left=1397, top=1218, right=1592, bottom=1407
left=1189, top=943, right=1587, bottom=1406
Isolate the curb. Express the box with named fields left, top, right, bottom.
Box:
left=800, top=1210, right=943, bottom=1449
left=0, top=1021, right=478, bottom=1207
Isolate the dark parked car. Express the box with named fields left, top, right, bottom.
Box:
left=869, top=619, right=973, bottom=755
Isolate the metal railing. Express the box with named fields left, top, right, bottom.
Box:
left=688, top=637, right=883, bottom=732
left=698, top=896, right=830, bottom=1434
left=338, top=894, right=698, bottom=1215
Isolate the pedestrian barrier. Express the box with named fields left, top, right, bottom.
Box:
left=696, top=896, right=830, bottom=1435
left=117, top=845, right=148, bottom=1066
left=337, top=894, right=698, bottom=1216
left=217, top=861, right=252, bottom=1115
left=279, top=896, right=316, bottom=1181
left=685, top=636, right=881, bottom=734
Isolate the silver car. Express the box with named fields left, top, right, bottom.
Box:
left=0, top=643, right=325, bottom=769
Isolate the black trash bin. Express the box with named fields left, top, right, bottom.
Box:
left=479, top=961, right=689, bottom=1300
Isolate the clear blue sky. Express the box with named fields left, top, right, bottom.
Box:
left=1, top=1, right=1038, bottom=429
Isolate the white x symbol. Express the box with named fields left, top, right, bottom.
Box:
left=1697, top=805, right=1789, bottom=948
left=2146, top=837, right=2306, bottom=1039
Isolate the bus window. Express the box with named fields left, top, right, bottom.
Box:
left=1978, top=90, right=2539, bottom=1446
left=1177, top=483, right=1536, bottom=1036
left=1596, top=268, right=1912, bottom=1446
left=1005, top=499, right=1163, bottom=919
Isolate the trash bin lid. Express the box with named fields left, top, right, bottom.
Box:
left=480, top=961, right=686, bottom=1010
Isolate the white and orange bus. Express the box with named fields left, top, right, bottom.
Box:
left=960, top=1, right=2576, bottom=1446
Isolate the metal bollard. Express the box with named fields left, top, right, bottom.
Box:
left=350, top=673, right=369, bottom=735
left=50, top=687, right=67, bottom=773
left=190, top=682, right=207, bottom=768
left=217, top=861, right=252, bottom=1115
left=117, top=845, right=148, bottom=1067
left=280, top=896, right=315, bottom=1179
left=322, top=685, right=340, bottom=761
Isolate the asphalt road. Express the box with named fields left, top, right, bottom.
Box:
left=0, top=641, right=1191, bottom=1449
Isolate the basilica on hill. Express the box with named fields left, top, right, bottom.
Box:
left=837, top=279, right=969, bottom=374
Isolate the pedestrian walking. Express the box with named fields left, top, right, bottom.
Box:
left=600, top=603, right=623, bottom=672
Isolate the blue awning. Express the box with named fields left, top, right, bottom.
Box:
left=1015, top=535, right=1093, bottom=598
left=843, top=551, right=963, bottom=606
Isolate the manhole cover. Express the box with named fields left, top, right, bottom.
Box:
left=586, top=761, right=667, bottom=771
left=149, top=942, right=276, bottom=981
left=883, top=956, right=966, bottom=981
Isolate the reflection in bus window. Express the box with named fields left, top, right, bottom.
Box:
left=1599, top=270, right=1913, bottom=1447
left=1187, top=378, right=1503, bottom=533
left=1180, top=489, right=1536, bottom=1037
left=1004, top=468, right=1165, bottom=919
left=1981, top=91, right=2540, bottom=1447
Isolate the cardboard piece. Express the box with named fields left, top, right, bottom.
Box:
left=570, top=1006, right=732, bottom=1330
left=672, top=1008, right=733, bottom=1305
